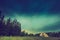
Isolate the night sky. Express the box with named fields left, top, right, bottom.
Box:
left=0, top=0, right=60, bottom=33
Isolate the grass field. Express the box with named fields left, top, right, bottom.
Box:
left=0, top=36, right=60, bottom=40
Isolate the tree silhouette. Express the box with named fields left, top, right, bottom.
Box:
left=0, top=11, right=21, bottom=36
left=10, top=19, right=21, bottom=36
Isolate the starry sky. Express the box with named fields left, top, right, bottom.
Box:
left=0, top=0, right=60, bottom=33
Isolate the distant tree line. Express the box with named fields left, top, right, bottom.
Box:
left=46, top=32, right=60, bottom=37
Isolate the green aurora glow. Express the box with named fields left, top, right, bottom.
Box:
left=5, top=14, right=60, bottom=33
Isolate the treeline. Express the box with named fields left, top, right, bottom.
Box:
left=46, top=32, right=60, bottom=37
left=0, top=11, right=21, bottom=36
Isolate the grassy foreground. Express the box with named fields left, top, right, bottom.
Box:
left=0, top=36, right=60, bottom=40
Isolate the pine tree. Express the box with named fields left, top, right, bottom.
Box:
left=11, top=19, right=21, bottom=36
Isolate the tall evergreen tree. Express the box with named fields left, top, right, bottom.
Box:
left=11, top=19, right=21, bottom=36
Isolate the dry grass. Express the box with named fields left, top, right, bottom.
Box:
left=0, top=36, right=60, bottom=40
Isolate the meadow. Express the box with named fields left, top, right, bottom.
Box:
left=0, top=36, right=60, bottom=40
